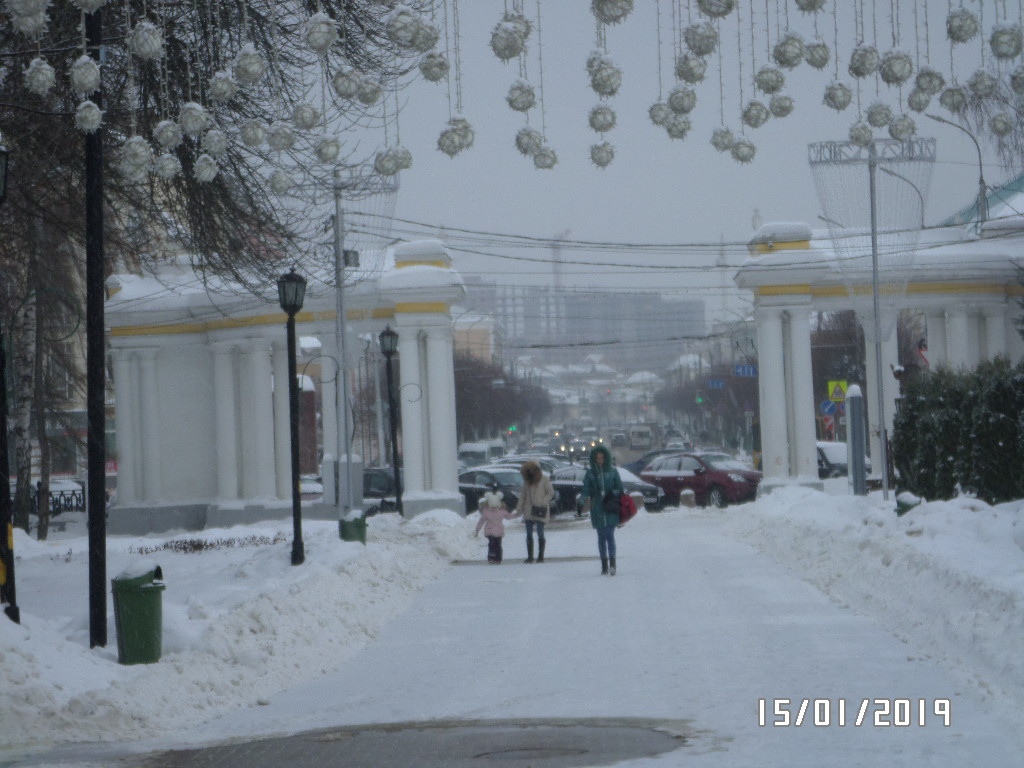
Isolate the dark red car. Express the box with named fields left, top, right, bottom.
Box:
left=640, top=452, right=761, bottom=508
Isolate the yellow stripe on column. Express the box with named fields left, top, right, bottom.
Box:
left=395, top=302, right=449, bottom=314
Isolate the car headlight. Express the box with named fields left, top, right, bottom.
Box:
left=728, top=473, right=745, bottom=483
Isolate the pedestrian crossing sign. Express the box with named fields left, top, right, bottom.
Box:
left=828, top=380, right=848, bottom=402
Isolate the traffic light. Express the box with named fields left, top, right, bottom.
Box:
left=695, top=392, right=705, bottom=404
left=507, top=424, right=517, bottom=435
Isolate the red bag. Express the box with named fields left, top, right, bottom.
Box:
left=618, top=492, right=638, bottom=527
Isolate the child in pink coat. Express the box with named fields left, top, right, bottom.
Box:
left=474, top=490, right=520, bottom=563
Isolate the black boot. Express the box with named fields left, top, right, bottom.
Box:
left=524, top=537, right=534, bottom=564
left=537, top=539, right=545, bottom=563
left=600, top=557, right=609, bottom=575
left=609, top=557, right=616, bottom=576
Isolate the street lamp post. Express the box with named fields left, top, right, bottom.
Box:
left=0, top=143, right=18, bottom=624
left=926, top=113, right=987, bottom=226
left=278, top=268, right=307, bottom=565
left=378, top=326, right=403, bottom=517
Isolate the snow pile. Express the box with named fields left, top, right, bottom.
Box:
left=722, top=487, right=1024, bottom=711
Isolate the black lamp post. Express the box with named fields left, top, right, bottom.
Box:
left=0, top=143, right=17, bottom=624
left=277, top=268, right=307, bottom=565
left=378, top=325, right=403, bottom=516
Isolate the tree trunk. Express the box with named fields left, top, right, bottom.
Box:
left=34, top=308, right=50, bottom=542
left=12, top=258, right=37, bottom=533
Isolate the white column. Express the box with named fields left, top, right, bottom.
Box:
left=983, top=305, right=1007, bottom=361
left=945, top=307, right=970, bottom=369
left=111, top=350, right=138, bottom=505
left=212, top=344, right=239, bottom=500
left=397, top=326, right=425, bottom=495
left=242, top=342, right=277, bottom=499
left=1007, top=310, right=1024, bottom=364
left=272, top=339, right=291, bottom=500
left=756, top=307, right=789, bottom=479
left=786, top=308, right=818, bottom=479
left=425, top=325, right=459, bottom=492
left=926, top=310, right=947, bottom=368
left=138, top=348, right=162, bottom=502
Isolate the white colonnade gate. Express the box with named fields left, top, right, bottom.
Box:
left=735, top=220, right=1024, bottom=487
left=105, top=239, right=464, bottom=534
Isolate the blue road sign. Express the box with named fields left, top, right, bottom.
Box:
left=820, top=400, right=837, bottom=415
left=734, top=364, right=758, bottom=377
left=708, top=379, right=725, bottom=390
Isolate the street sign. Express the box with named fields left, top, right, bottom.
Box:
left=734, top=364, right=758, bottom=377
left=827, top=379, right=848, bottom=402
left=822, top=414, right=835, bottom=431
left=820, top=400, right=837, bottom=415
left=708, top=379, right=725, bottom=389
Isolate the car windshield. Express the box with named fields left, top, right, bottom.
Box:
left=617, top=467, right=643, bottom=483
left=701, top=454, right=752, bottom=471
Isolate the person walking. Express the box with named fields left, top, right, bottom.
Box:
left=474, top=489, right=519, bottom=564
left=579, top=444, right=623, bottom=575
left=516, top=460, right=554, bottom=563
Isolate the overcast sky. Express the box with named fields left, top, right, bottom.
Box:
left=353, top=1, right=1015, bottom=302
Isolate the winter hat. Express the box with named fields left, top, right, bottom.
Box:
left=482, top=490, right=504, bottom=508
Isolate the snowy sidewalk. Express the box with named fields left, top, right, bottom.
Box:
left=113, top=511, right=1021, bottom=768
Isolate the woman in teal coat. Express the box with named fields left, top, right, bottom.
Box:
left=579, top=444, right=623, bottom=575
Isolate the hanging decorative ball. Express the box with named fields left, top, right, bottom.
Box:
left=849, top=44, right=880, bottom=78
left=209, top=70, right=237, bottom=103
left=1010, top=65, right=1024, bottom=96
left=385, top=8, right=421, bottom=48
left=419, top=52, right=449, bottom=83
left=795, top=0, right=826, bottom=11
left=194, top=154, right=218, bottom=183
left=823, top=81, right=852, bottom=111
left=990, top=24, right=1023, bottom=60
left=592, top=0, right=633, bottom=25
left=675, top=54, right=707, bottom=84
left=968, top=69, right=997, bottom=98
left=879, top=50, right=913, bottom=85
left=71, top=0, right=107, bottom=11
left=178, top=102, right=210, bottom=136
left=120, top=136, right=153, bottom=170
left=589, top=104, right=617, bottom=132
left=270, top=169, right=295, bottom=195
left=742, top=101, right=770, bottom=129
left=394, top=146, right=413, bottom=170
left=504, top=12, right=531, bottom=41
left=69, top=55, right=100, bottom=96
left=946, top=8, right=979, bottom=44
left=866, top=102, right=893, bottom=128
left=684, top=22, right=718, bottom=57
left=648, top=102, right=671, bottom=126
left=588, top=55, right=622, bottom=96
left=292, top=103, right=320, bottom=131
left=450, top=117, right=475, bottom=149
left=711, top=126, right=734, bottom=152
left=7, top=0, right=50, bottom=19
left=202, top=129, right=229, bottom=158
left=849, top=120, right=873, bottom=148
left=939, top=86, right=967, bottom=113
left=409, top=20, right=440, bottom=53
left=74, top=100, right=102, bottom=133
left=239, top=119, right=266, bottom=148
left=989, top=112, right=1016, bottom=138
left=491, top=20, right=526, bottom=61
left=915, top=66, right=945, bottom=95
left=357, top=75, right=383, bottom=106
left=773, top=33, right=805, bottom=69
left=154, top=119, right=183, bottom=149
left=668, top=86, right=697, bottom=114
left=506, top=80, right=536, bottom=112
left=332, top=66, right=362, bottom=99
left=12, top=11, right=47, bottom=38
left=267, top=122, right=296, bottom=151
left=234, top=44, right=267, bottom=85
left=888, top=114, right=916, bottom=140
left=127, top=20, right=164, bottom=61
left=730, top=138, right=756, bottom=164
left=804, top=41, right=830, bottom=70
left=590, top=141, right=615, bottom=168
left=533, top=146, right=558, bottom=169
left=315, top=135, right=341, bottom=163
left=154, top=153, right=182, bottom=180
left=305, top=12, right=338, bottom=54
left=515, top=126, right=545, bottom=156
left=438, top=126, right=466, bottom=157
left=696, top=0, right=735, bottom=19
left=24, top=56, right=55, bottom=96
left=754, top=66, right=785, bottom=94
left=906, top=89, right=931, bottom=113
left=664, top=113, right=691, bottom=139
left=769, top=94, right=794, bottom=118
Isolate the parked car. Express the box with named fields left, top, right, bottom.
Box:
left=549, top=464, right=663, bottom=515
left=816, top=441, right=872, bottom=479
left=457, top=465, right=523, bottom=514
left=363, top=466, right=399, bottom=515
left=665, top=438, right=692, bottom=451
left=489, top=453, right=572, bottom=476
left=641, top=452, right=761, bottom=508
left=610, top=431, right=628, bottom=447
left=621, top=448, right=688, bottom=476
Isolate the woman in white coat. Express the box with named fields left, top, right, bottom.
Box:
left=517, top=460, right=554, bottom=563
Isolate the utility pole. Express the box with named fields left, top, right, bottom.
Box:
left=332, top=167, right=356, bottom=522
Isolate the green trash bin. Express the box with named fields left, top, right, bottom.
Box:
left=111, top=564, right=166, bottom=665
left=340, top=513, right=367, bottom=544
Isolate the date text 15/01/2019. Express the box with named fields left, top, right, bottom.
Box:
left=758, top=698, right=952, bottom=727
